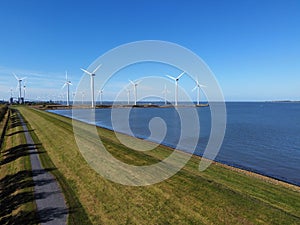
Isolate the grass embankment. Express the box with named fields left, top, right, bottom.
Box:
left=0, top=108, right=37, bottom=225
left=18, top=106, right=300, bottom=225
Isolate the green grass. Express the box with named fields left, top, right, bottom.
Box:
left=0, top=109, right=38, bottom=225
left=17, top=106, right=300, bottom=225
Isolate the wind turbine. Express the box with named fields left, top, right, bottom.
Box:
left=162, top=85, right=169, bottom=105
left=166, top=72, right=185, bottom=106
left=62, top=71, right=72, bottom=106
left=129, top=80, right=140, bottom=105
left=72, top=92, right=76, bottom=104
left=192, top=79, right=206, bottom=105
left=13, top=73, right=26, bottom=104
left=98, top=89, right=104, bottom=105
left=23, top=81, right=26, bottom=103
left=80, top=64, right=102, bottom=108
left=81, top=91, right=85, bottom=105
left=126, top=89, right=130, bottom=105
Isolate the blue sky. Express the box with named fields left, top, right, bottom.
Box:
left=0, top=0, right=299, bottom=101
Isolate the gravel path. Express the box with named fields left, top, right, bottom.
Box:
left=19, top=113, right=68, bottom=225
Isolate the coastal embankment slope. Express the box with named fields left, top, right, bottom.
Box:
left=16, top=106, right=300, bottom=225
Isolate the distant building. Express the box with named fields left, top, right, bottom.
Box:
left=18, top=97, right=24, bottom=104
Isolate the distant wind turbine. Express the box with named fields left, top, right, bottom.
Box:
left=127, top=89, right=130, bottom=105
left=23, top=80, right=26, bottom=103
left=80, top=64, right=102, bottom=108
left=98, top=89, right=104, bottom=105
left=192, top=79, right=206, bottom=105
left=13, top=73, right=26, bottom=104
left=166, top=72, right=185, bottom=106
left=129, top=80, right=140, bottom=105
left=62, top=71, right=72, bottom=106
left=162, top=85, right=170, bottom=105
left=81, top=91, right=85, bottom=105
left=72, top=92, right=76, bottom=104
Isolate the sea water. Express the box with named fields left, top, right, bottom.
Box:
left=49, top=102, right=300, bottom=186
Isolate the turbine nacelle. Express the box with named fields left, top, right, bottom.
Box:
left=166, top=72, right=185, bottom=82
left=80, top=64, right=102, bottom=77
left=13, top=73, right=27, bottom=82
left=166, top=71, right=185, bottom=106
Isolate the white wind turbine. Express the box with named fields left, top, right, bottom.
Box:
left=162, top=85, right=170, bottom=105
left=23, top=80, right=26, bottom=103
left=72, top=92, right=76, bottom=104
left=98, top=89, right=104, bottom=105
left=81, top=91, right=85, bottom=105
left=13, top=73, right=26, bottom=104
left=80, top=64, right=102, bottom=108
left=129, top=80, right=140, bottom=105
left=62, top=71, right=72, bottom=106
left=166, top=72, right=185, bottom=106
left=192, top=79, right=206, bottom=105
left=126, top=89, right=130, bottom=105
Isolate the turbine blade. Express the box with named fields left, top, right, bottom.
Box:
left=65, top=71, right=68, bottom=81
left=176, top=72, right=185, bottom=80
left=200, top=84, right=206, bottom=88
left=80, top=68, right=92, bottom=75
left=13, top=73, right=19, bottom=80
left=20, top=77, right=27, bottom=80
left=194, top=79, right=199, bottom=86
left=166, top=75, right=176, bottom=81
left=192, top=85, right=198, bottom=92
left=129, top=79, right=135, bottom=85
left=92, top=64, right=102, bottom=74
left=62, top=83, right=67, bottom=89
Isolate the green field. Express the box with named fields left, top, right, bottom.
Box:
left=6, top=106, right=300, bottom=224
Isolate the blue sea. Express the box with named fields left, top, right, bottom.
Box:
left=49, top=102, right=300, bottom=186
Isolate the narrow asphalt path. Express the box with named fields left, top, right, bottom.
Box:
left=18, top=113, right=68, bottom=225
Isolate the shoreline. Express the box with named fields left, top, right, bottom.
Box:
left=32, top=103, right=209, bottom=110
left=45, top=107, right=300, bottom=191
left=208, top=159, right=300, bottom=192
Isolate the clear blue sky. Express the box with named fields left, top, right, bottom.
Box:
left=0, top=0, right=299, bottom=101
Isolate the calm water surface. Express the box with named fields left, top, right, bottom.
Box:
left=49, top=102, right=300, bottom=186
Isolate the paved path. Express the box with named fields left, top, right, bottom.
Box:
left=18, top=113, right=68, bottom=225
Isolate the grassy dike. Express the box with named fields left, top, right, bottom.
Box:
left=17, top=106, right=300, bottom=225
left=0, top=108, right=38, bottom=225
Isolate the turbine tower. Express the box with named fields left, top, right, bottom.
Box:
left=129, top=80, right=140, bottom=105
left=13, top=73, right=26, bottom=104
left=166, top=72, right=185, bottom=106
left=80, top=64, right=102, bottom=108
left=192, top=79, right=206, bottom=105
left=62, top=71, right=72, bottom=106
